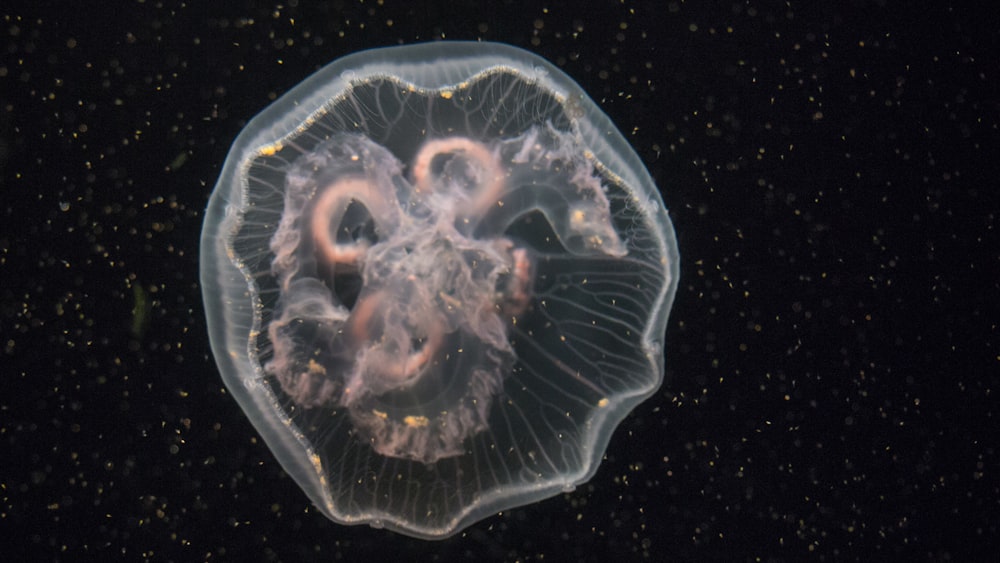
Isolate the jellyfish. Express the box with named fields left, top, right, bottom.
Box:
left=200, top=41, right=680, bottom=539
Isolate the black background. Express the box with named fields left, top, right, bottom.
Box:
left=2, top=1, right=997, bottom=561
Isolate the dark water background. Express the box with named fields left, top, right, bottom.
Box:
left=2, top=1, right=996, bottom=561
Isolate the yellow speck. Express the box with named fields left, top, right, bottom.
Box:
left=440, top=90, right=454, bottom=99
left=372, top=409, right=387, bottom=419
left=403, top=415, right=429, bottom=427
left=597, top=398, right=609, bottom=407
left=259, top=143, right=282, bottom=156
left=307, top=359, right=326, bottom=375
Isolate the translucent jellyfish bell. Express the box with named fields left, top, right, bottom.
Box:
left=200, top=41, right=680, bottom=539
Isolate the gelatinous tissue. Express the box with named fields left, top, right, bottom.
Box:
left=201, top=41, right=679, bottom=539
